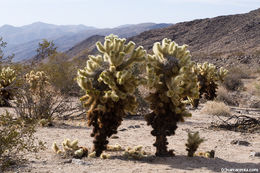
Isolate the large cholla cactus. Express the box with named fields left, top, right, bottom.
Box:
left=77, top=34, right=146, bottom=156
left=191, top=62, right=228, bottom=108
left=0, top=67, right=16, bottom=106
left=145, top=38, right=199, bottom=156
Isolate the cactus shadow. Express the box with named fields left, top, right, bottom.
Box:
left=150, top=155, right=260, bottom=172
left=163, top=155, right=260, bottom=172
left=110, top=155, right=260, bottom=172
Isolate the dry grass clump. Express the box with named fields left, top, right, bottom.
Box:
left=215, top=86, right=238, bottom=106
left=201, top=101, right=231, bottom=116
left=222, top=73, right=243, bottom=91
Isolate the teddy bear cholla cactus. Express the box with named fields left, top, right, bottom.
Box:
left=185, top=132, right=204, bottom=157
left=52, top=139, right=88, bottom=158
left=77, top=34, right=146, bottom=157
left=145, top=38, right=199, bottom=156
left=123, top=145, right=148, bottom=159
left=25, top=70, right=50, bottom=93
left=0, top=67, right=16, bottom=106
left=191, top=62, right=228, bottom=108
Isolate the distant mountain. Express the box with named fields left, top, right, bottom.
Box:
left=128, top=8, right=260, bottom=56
left=0, top=22, right=171, bottom=61
left=0, top=22, right=95, bottom=45
left=66, top=8, right=260, bottom=67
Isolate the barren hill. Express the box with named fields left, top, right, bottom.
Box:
left=128, top=8, right=260, bottom=57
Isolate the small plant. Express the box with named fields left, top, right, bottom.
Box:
left=201, top=101, right=231, bottom=116
left=77, top=34, right=146, bottom=157
left=0, top=67, right=16, bottom=107
left=191, top=62, right=228, bottom=108
left=106, top=144, right=124, bottom=151
left=0, top=111, right=45, bottom=171
left=185, top=132, right=204, bottom=157
left=123, top=145, right=149, bottom=160
left=145, top=38, right=199, bottom=156
left=52, top=139, right=88, bottom=159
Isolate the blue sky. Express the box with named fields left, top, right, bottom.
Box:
left=0, top=0, right=259, bottom=28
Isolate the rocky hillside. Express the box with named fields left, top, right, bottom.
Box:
left=128, top=8, right=260, bottom=57
left=65, top=35, right=104, bottom=60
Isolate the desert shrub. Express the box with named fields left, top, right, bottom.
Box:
left=215, top=86, right=238, bottom=106
left=77, top=34, right=146, bottom=156
left=145, top=38, right=199, bottom=156
left=14, top=70, right=75, bottom=125
left=0, top=111, right=45, bottom=171
left=0, top=67, right=17, bottom=107
left=222, top=73, right=243, bottom=91
left=201, top=101, right=231, bottom=116
left=37, top=53, right=82, bottom=96
left=227, top=66, right=251, bottom=79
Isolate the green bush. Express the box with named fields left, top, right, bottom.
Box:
left=0, top=111, right=45, bottom=171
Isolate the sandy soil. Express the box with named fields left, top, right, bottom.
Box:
left=4, top=107, right=259, bottom=173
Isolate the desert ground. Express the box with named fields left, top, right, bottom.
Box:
left=2, top=103, right=259, bottom=173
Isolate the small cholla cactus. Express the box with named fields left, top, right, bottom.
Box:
left=0, top=67, right=16, bottom=106
left=52, top=138, right=88, bottom=158
left=77, top=34, right=146, bottom=157
left=185, top=132, right=204, bottom=157
left=191, top=62, right=228, bottom=108
left=123, top=145, right=148, bottom=160
left=25, top=70, right=50, bottom=93
left=145, top=38, right=199, bottom=156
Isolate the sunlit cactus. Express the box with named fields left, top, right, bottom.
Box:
left=191, top=62, right=228, bottom=108
left=25, top=70, right=50, bottom=93
left=77, top=34, right=146, bottom=157
left=52, top=138, right=88, bottom=158
left=0, top=67, right=16, bottom=106
left=145, top=38, right=199, bottom=156
left=185, top=132, right=204, bottom=157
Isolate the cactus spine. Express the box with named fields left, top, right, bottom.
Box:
left=145, top=38, right=199, bottom=156
left=77, top=34, right=146, bottom=157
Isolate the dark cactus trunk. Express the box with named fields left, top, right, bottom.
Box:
left=88, top=101, right=124, bottom=157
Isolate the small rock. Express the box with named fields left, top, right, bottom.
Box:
left=62, top=159, right=72, bottom=164
left=250, top=152, right=260, bottom=157
left=231, top=140, right=250, bottom=146
left=134, top=125, right=141, bottom=128
left=128, top=125, right=135, bottom=129
left=72, top=159, right=91, bottom=165
left=111, top=135, right=119, bottom=139
left=119, top=128, right=127, bottom=131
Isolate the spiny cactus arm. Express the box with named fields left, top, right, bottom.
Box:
left=118, top=46, right=146, bottom=70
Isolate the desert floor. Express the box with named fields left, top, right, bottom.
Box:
left=4, top=105, right=260, bottom=173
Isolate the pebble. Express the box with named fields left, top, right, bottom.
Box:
left=134, top=125, right=141, bottom=128
left=128, top=125, right=135, bottom=129
left=111, top=135, right=119, bottom=139
left=119, top=128, right=127, bottom=131
left=71, top=159, right=91, bottom=165
left=250, top=152, right=260, bottom=157
left=231, top=140, right=251, bottom=146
